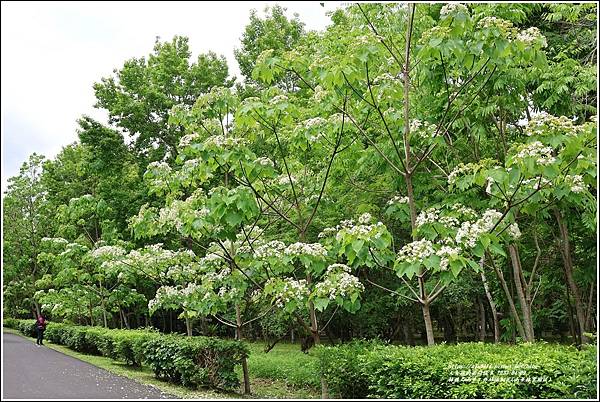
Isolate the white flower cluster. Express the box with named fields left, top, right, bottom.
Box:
left=397, top=239, right=435, bottom=264
left=180, top=283, right=201, bottom=297
left=525, top=112, right=583, bottom=137
left=416, top=208, right=440, bottom=227
left=450, top=203, right=477, bottom=218
left=516, top=27, right=547, bottom=47
left=304, top=117, right=327, bottom=128
left=477, top=16, right=514, bottom=31
left=318, top=226, right=338, bottom=239
left=325, top=263, right=352, bottom=275
left=41, top=237, right=69, bottom=246
left=421, top=26, right=451, bottom=43
left=285, top=242, right=328, bottom=258
left=358, top=213, right=372, bottom=224
left=373, top=73, right=397, bottom=85
left=254, top=157, right=274, bottom=167
left=315, top=272, right=364, bottom=300
left=313, top=85, right=328, bottom=102
left=411, top=120, right=438, bottom=140
left=204, top=135, right=246, bottom=148
left=448, top=163, right=479, bottom=185
left=336, top=221, right=385, bottom=241
left=387, top=195, right=409, bottom=206
left=277, top=175, right=298, bottom=186
left=91, top=245, right=126, bottom=259
left=437, top=245, right=461, bottom=271
left=147, top=161, right=171, bottom=171
left=158, top=201, right=184, bottom=231
left=522, top=177, right=552, bottom=190
left=565, top=174, right=586, bottom=193
left=456, top=210, right=503, bottom=247
left=329, top=113, right=344, bottom=124
left=514, top=141, right=556, bottom=165
left=440, top=3, right=468, bottom=17
left=179, top=133, right=200, bottom=148
left=507, top=223, right=522, bottom=239
left=485, top=177, right=495, bottom=195
left=269, top=278, right=309, bottom=308
left=439, top=215, right=460, bottom=228
left=254, top=240, right=287, bottom=259
left=270, top=94, right=288, bottom=105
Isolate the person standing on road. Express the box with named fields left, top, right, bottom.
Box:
left=35, top=315, right=47, bottom=346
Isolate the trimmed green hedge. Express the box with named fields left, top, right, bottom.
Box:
left=318, top=341, right=597, bottom=399
left=4, top=318, right=248, bottom=391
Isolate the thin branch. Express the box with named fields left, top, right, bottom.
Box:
left=213, top=314, right=237, bottom=328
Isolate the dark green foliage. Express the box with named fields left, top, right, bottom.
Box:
left=4, top=319, right=247, bottom=391
left=143, top=335, right=248, bottom=390
left=318, top=341, right=597, bottom=398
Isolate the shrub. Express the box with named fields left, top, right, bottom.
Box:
left=3, top=317, right=20, bottom=329
left=17, top=319, right=37, bottom=337
left=5, top=318, right=248, bottom=392
left=316, top=339, right=382, bottom=398
left=109, top=329, right=160, bottom=366
left=319, top=341, right=598, bottom=399
left=143, top=334, right=249, bottom=390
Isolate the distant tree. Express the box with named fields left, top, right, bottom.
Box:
left=234, top=5, right=305, bottom=88
left=94, top=36, right=232, bottom=165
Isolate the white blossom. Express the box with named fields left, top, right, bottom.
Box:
left=565, top=174, right=586, bottom=193
left=179, top=133, right=200, bottom=148
left=514, top=141, right=556, bottom=165
left=358, top=213, right=372, bottom=224
left=416, top=208, right=440, bottom=227
left=254, top=240, right=287, bottom=259
left=285, top=242, right=328, bottom=258
left=91, top=245, right=126, bottom=259
left=507, top=223, right=522, bottom=239
left=440, top=3, right=468, bottom=17
left=516, top=27, right=547, bottom=47
left=397, top=239, right=435, bottom=264
left=456, top=210, right=503, bottom=248
left=387, top=195, right=409, bottom=206
left=315, top=272, right=364, bottom=300
left=254, top=157, right=274, bottom=167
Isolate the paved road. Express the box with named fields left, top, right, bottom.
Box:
left=2, top=331, right=173, bottom=399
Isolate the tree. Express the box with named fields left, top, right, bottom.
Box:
left=235, top=5, right=305, bottom=83
left=3, top=154, right=51, bottom=318
left=94, top=36, right=233, bottom=164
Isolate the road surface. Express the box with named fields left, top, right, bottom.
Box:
left=2, top=331, right=173, bottom=399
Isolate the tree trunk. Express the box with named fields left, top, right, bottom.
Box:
left=564, top=282, right=579, bottom=345
left=508, top=244, right=534, bottom=342
left=585, top=284, right=595, bottom=331
left=478, top=298, right=486, bottom=342
left=235, top=305, right=251, bottom=395
left=185, top=316, right=193, bottom=336
left=101, top=298, right=108, bottom=328
left=421, top=301, right=435, bottom=346
left=480, top=270, right=500, bottom=343
left=123, top=309, right=130, bottom=329
left=554, top=207, right=588, bottom=344
left=488, top=252, right=527, bottom=340
left=89, top=301, right=94, bottom=326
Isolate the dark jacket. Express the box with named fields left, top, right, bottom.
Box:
left=36, top=317, right=47, bottom=330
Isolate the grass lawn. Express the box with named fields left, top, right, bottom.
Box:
left=242, top=341, right=320, bottom=398
left=4, top=328, right=320, bottom=399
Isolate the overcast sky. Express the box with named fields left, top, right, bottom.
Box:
left=1, top=1, right=340, bottom=192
